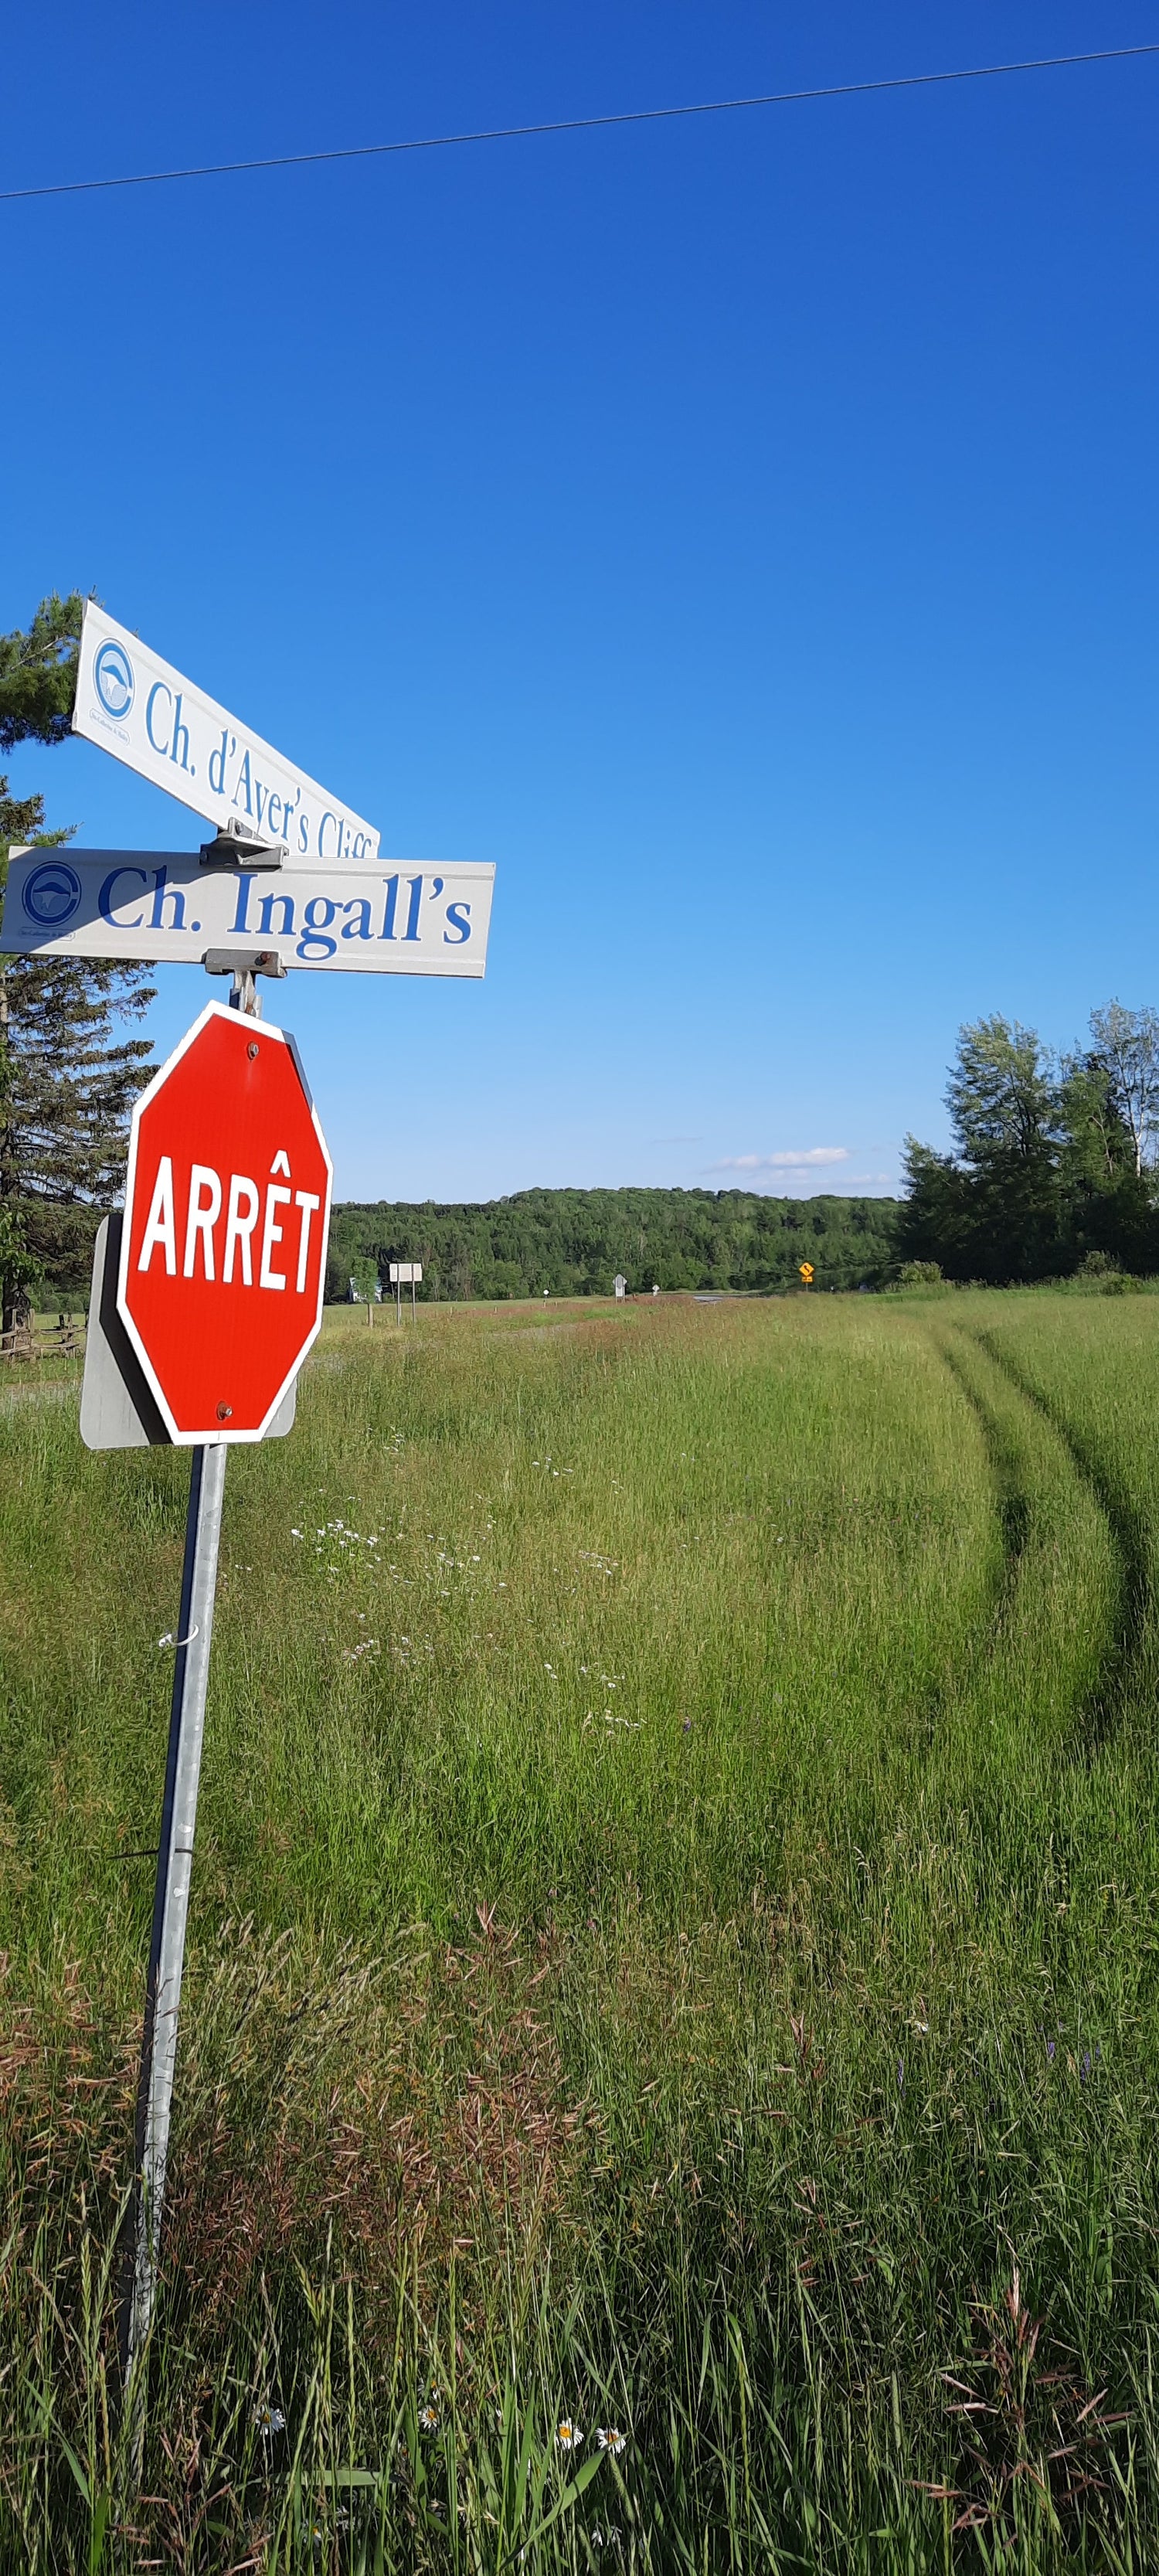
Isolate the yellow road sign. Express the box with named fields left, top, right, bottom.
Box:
left=799, top=1262, right=814, bottom=1284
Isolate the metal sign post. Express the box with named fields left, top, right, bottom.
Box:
left=389, top=1259, right=422, bottom=1321
left=8, top=603, right=499, bottom=2483
left=121, top=1438, right=226, bottom=2447
left=113, top=956, right=332, bottom=2457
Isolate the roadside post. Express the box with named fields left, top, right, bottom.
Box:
left=389, top=1258, right=422, bottom=1321
left=111, top=995, right=333, bottom=2447
left=0, top=602, right=496, bottom=2469
left=799, top=1261, right=814, bottom=1288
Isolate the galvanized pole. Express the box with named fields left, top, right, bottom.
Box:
left=121, top=962, right=254, bottom=2465
left=121, top=1438, right=226, bottom=2449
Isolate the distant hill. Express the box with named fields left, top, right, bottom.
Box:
left=328, top=1186, right=900, bottom=1301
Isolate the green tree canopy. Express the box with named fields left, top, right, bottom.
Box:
left=326, top=1186, right=899, bottom=1303
left=0, top=592, right=86, bottom=750
left=1087, top=999, right=1159, bottom=1178
left=1, top=594, right=155, bottom=1329
left=900, top=1009, right=1159, bottom=1283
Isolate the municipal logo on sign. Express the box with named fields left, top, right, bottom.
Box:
left=94, top=638, right=134, bottom=720
left=22, top=860, right=83, bottom=927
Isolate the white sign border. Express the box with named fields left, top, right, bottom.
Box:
left=115, top=999, right=335, bottom=1446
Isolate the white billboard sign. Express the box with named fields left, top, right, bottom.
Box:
left=1, top=849, right=493, bottom=978
left=389, top=1263, right=423, bottom=1283
left=72, top=603, right=379, bottom=863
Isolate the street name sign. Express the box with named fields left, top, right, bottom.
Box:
left=2, top=847, right=494, bottom=978
left=117, top=1002, right=333, bottom=1443
left=73, top=602, right=379, bottom=861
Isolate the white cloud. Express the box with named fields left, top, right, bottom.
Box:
left=710, top=1147, right=851, bottom=1173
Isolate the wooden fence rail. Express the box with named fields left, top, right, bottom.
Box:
left=0, top=1319, right=83, bottom=1363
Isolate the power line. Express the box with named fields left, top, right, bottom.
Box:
left=2, top=42, right=1157, bottom=207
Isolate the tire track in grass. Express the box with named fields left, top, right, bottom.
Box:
left=935, top=1327, right=1032, bottom=1604
left=928, top=1321, right=1119, bottom=1751
left=962, top=1322, right=1144, bottom=1744
left=898, top=1319, right=1037, bottom=1760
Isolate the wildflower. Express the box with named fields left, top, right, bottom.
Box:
left=1046, top=2037, right=1056, bottom=2062
left=254, top=2401, right=286, bottom=2436
left=556, top=2419, right=582, bottom=2450
left=418, top=2401, right=440, bottom=2434
left=896, top=2059, right=905, bottom=2091
left=596, top=2426, right=627, bottom=2455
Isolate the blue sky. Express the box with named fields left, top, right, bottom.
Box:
left=4, top=3, right=1157, bottom=1203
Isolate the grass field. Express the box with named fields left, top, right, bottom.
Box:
left=2, top=1289, right=1159, bottom=2571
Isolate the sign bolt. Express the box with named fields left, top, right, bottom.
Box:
left=247, top=1041, right=260, bottom=1059
left=216, top=1402, right=233, bottom=1421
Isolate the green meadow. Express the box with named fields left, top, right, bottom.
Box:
left=2, top=1290, right=1159, bottom=2571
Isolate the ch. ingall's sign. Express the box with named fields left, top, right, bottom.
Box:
left=73, top=602, right=380, bottom=863
left=1, top=847, right=494, bottom=978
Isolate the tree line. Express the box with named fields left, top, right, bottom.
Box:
left=328, top=1186, right=897, bottom=1302
left=898, top=1006, right=1159, bottom=1282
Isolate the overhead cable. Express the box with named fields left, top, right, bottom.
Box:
left=2, top=43, right=1157, bottom=207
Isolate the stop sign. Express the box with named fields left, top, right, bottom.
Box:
left=117, top=1001, right=333, bottom=1442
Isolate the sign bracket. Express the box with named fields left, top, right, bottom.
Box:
left=199, top=822, right=286, bottom=871
left=202, top=945, right=287, bottom=1018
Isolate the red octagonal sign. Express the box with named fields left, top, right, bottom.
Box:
left=117, top=1001, right=333, bottom=1443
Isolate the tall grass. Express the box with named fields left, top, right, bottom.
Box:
left=1, top=1295, right=1157, bottom=2567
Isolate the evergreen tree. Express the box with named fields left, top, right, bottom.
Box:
left=0, top=592, right=87, bottom=748
left=0, top=594, right=155, bottom=1331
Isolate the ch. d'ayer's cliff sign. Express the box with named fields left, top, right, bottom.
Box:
left=73, top=603, right=380, bottom=864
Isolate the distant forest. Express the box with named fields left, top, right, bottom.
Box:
left=327, top=1187, right=899, bottom=1302
left=329, top=1005, right=1159, bottom=1304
